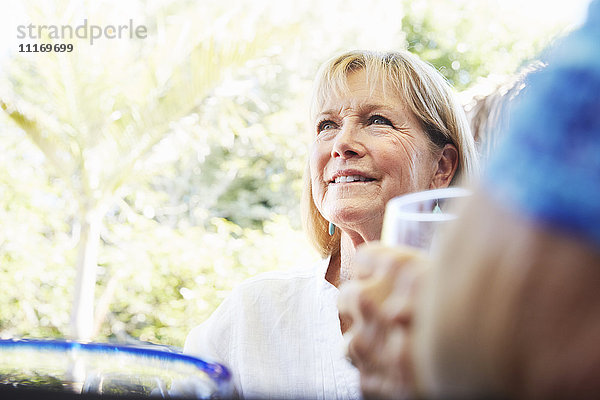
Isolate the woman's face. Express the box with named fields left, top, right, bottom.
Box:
left=310, top=69, right=439, bottom=237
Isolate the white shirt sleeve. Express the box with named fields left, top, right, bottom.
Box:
left=183, top=293, right=243, bottom=398
left=183, top=295, right=232, bottom=363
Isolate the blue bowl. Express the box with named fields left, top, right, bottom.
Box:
left=0, top=339, right=232, bottom=398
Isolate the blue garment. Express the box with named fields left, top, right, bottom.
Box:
left=485, top=0, right=600, bottom=246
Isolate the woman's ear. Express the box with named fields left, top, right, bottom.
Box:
left=429, top=144, right=459, bottom=189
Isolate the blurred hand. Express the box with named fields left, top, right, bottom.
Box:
left=338, top=243, right=427, bottom=399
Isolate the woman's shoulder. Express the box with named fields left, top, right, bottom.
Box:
left=229, top=258, right=328, bottom=301
left=241, top=259, right=326, bottom=284
left=184, top=258, right=328, bottom=357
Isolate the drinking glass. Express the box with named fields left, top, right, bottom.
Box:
left=341, top=188, right=471, bottom=363
left=381, top=187, right=471, bottom=251
left=0, top=339, right=232, bottom=399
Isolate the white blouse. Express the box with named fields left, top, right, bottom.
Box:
left=183, top=258, right=361, bottom=399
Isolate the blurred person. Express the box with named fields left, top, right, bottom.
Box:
left=183, top=50, right=478, bottom=399
left=465, top=63, right=542, bottom=164
left=339, top=1, right=600, bottom=398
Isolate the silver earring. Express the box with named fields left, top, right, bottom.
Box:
left=328, top=222, right=336, bottom=236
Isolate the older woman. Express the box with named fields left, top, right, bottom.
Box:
left=183, top=50, right=478, bottom=399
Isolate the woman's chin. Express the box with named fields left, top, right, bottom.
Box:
left=327, top=203, right=383, bottom=233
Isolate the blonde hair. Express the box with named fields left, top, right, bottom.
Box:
left=302, top=50, right=479, bottom=258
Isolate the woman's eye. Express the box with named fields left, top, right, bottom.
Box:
left=368, top=115, right=393, bottom=126
left=317, top=120, right=336, bottom=132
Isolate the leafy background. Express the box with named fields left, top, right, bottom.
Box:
left=0, top=0, right=589, bottom=347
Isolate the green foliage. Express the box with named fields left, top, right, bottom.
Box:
left=400, top=0, right=565, bottom=89
left=0, top=125, right=76, bottom=338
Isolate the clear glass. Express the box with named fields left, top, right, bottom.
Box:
left=341, top=188, right=472, bottom=361
left=381, top=187, right=471, bottom=250
left=0, top=339, right=232, bottom=398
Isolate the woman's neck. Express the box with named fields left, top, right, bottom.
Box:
left=327, top=233, right=367, bottom=335
left=325, top=232, right=367, bottom=288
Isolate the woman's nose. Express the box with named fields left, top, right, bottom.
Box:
left=331, top=124, right=365, bottom=159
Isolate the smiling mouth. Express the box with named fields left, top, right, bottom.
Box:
left=330, top=175, right=376, bottom=184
